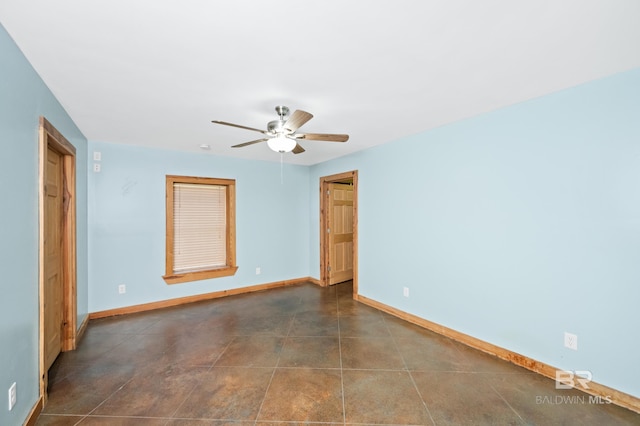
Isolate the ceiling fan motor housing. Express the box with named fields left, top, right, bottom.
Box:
left=267, top=120, right=287, bottom=135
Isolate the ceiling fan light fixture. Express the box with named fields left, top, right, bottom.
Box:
left=267, top=134, right=296, bottom=153
left=213, top=106, right=348, bottom=155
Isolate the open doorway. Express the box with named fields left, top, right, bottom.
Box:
left=319, top=170, right=358, bottom=297
left=39, top=117, right=77, bottom=401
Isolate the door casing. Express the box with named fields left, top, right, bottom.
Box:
left=319, top=170, right=358, bottom=296
left=38, top=117, right=77, bottom=399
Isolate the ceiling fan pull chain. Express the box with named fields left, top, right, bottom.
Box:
left=280, top=152, right=284, bottom=184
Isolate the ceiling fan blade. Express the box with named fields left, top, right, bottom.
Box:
left=284, top=110, right=313, bottom=132
left=231, top=138, right=269, bottom=148
left=212, top=120, right=267, bottom=134
left=297, top=133, right=349, bottom=142
left=292, top=143, right=306, bottom=154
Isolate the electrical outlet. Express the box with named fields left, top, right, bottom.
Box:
left=8, top=382, right=16, bottom=411
left=93, top=163, right=101, bottom=172
left=256, top=267, right=261, bottom=275
left=118, top=284, right=126, bottom=294
left=403, top=287, right=409, bottom=297
left=564, top=332, right=578, bottom=350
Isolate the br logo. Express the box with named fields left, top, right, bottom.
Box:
left=555, top=370, right=592, bottom=390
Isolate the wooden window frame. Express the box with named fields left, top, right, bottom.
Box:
left=163, top=175, right=238, bottom=284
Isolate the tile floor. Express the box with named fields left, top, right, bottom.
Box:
left=37, top=281, right=639, bottom=425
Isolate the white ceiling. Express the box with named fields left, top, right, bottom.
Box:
left=2, top=1, right=640, bottom=165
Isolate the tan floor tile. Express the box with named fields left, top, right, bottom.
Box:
left=258, top=368, right=343, bottom=423
left=173, top=367, right=274, bottom=421
left=343, top=369, right=432, bottom=425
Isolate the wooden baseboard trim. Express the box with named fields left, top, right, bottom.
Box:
left=76, top=315, right=89, bottom=338
left=357, top=294, right=640, bottom=414
left=89, top=277, right=313, bottom=319
left=308, top=277, right=322, bottom=286
left=75, top=314, right=90, bottom=344
left=23, top=395, right=43, bottom=426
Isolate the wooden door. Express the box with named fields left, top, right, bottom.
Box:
left=44, top=145, right=64, bottom=370
left=328, top=183, right=354, bottom=285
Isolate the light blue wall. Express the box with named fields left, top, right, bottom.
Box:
left=87, top=142, right=310, bottom=312
left=0, top=24, right=88, bottom=426
left=310, top=68, right=640, bottom=398
left=3, top=16, right=638, bottom=422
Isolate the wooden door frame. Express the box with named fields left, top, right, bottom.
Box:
left=319, top=170, right=358, bottom=296
left=38, top=117, right=77, bottom=399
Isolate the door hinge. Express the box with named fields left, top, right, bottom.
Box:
left=327, top=265, right=332, bottom=272
left=327, top=228, right=331, bottom=233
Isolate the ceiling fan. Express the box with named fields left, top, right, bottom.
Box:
left=212, top=106, right=349, bottom=154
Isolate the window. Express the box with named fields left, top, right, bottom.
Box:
left=163, top=175, right=237, bottom=284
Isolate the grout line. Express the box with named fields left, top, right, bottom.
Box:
left=252, top=296, right=296, bottom=425
left=252, top=361, right=278, bottom=425
left=488, top=381, right=527, bottom=424
left=337, top=283, right=347, bottom=425
left=66, top=414, right=175, bottom=422
left=82, top=374, right=137, bottom=418
left=167, top=337, right=238, bottom=418
left=381, top=314, right=436, bottom=426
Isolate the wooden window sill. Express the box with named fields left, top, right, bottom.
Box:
left=163, top=266, right=238, bottom=284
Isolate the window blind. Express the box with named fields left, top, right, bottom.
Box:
left=172, top=183, right=226, bottom=273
